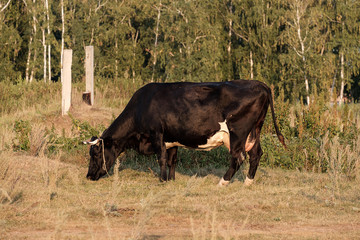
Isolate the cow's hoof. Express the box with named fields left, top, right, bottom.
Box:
left=218, top=177, right=230, bottom=187
left=244, top=177, right=254, bottom=186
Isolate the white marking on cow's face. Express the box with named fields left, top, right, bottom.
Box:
left=218, top=177, right=230, bottom=186
left=244, top=176, right=254, bottom=186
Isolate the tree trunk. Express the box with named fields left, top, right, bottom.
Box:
left=26, top=0, right=37, bottom=83
left=45, top=0, right=51, bottom=82
left=250, top=50, right=254, bottom=80
left=151, top=0, right=161, bottom=83
left=330, top=68, right=337, bottom=104
left=129, top=19, right=139, bottom=83
left=295, top=5, right=310, bottom=105
left=115, top=28, right=119, bottom=82
left=30, top=48, right=37, bottom=83
left=339, top=51, right=345, bottom=106
left=0, top=0, right=12, bottom=12
left=227, top=0, right=233, bottom=81
left=25, top=34, right=33, bottom=83
left=132, top=30, right=139, bottom=83
left=42, top=28, right=47, bottom=83
left=61, top=0, right=64, bottom=83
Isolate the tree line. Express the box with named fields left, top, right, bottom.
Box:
left=1, top=0, right=360, bottom=102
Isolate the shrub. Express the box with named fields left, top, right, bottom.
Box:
left=12, top=120, right=31, bottom=151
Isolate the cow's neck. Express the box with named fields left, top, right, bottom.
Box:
left=101, top=112, right=135, bottom=155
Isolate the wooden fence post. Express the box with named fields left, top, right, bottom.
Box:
left=84, top=46, right=94, bottom=105
left=62, top=49, right=72, bottom=116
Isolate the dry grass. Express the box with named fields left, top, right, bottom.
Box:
left=1, top=148, right=360, bottom=239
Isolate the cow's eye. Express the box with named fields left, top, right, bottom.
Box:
left=90, top=146, right=101, bottom=156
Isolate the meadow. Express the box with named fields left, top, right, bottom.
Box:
left=1, top=80, right=360, bottom=239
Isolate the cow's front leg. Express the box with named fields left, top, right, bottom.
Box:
left=151, top=133, right=168, bottom=182
left=157, top=147, right=167, bottom=182
left=167, top=147, right=178, bottom=180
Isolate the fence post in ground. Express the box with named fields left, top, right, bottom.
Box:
left=83, top=46, right=94, bottom=105
left=62, top=49, right=72, bottom=116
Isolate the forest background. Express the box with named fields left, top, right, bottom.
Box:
left=1, top=0, right=360, bottom=104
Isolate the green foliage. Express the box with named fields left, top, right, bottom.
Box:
left=261, top=85, right=359, bottom=173
left=12, top=120, right=31, bottom=151
left=69, top=114, right=102, bottom=140
left=10, top=113, right=105, bottom=157
left=0, top=81, right=61, bottom=115
left=46, top=118, right=106, bottom=156
left=0, top=0, right=359, bottom=101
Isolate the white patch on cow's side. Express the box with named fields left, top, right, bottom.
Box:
left=218, top=177, right=230, bottom=187
left=219, top=120, right=229, bottom=133
left=165, top=121, right=231, bottom=151
left=197, top=121, right=230, bottom=151
left=244, top=176, right=254, bottom=186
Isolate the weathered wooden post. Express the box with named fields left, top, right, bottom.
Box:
left=62, top=49, right=72, bottom=116
left=83, top=46, right=94, bottom=105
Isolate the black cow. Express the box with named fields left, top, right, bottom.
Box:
left=84, top=80, right=286, bottom=186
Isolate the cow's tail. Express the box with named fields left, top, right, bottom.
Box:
left=268, top=89, right=287, bottom=149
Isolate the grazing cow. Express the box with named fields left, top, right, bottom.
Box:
left=84, top=80, right=286, bottom=186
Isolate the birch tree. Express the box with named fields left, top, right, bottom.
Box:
left=60, top=0, right=64, bottom=82
left=0, top=0, right=22, bottom=81
left=45, top=0, right=51, bottom=82
left=329, top=0, right=360, bottom=105
left=151, top=0, right=162, bottom=82
left=281, top=0, right=326, bottom=104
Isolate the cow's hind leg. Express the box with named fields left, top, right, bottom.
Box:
left=166, top=147, right=178, bottom=180
left=218, top=155, right=244, bottom=186
left=245, top=139, right=263, bottom=186
left=245, top=117, right=265, bottom=186
left=219, top=131, right=246, bottom=186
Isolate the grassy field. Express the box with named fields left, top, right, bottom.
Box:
left=1, top=82, right=360, bottom=239
left=1, top=151, right=360, bottom=239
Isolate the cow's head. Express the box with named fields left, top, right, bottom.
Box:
left=83, top=136, right=115, bottom=180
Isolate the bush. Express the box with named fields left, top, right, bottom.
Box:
left=0, top=81, right=61, bottom=115
left=261, top=87, right=360, bottom=173
left=12, top=120, right=31, bottom=151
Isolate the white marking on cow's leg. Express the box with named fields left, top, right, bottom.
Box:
left=244, top=176, right=254, bottom=186
left=218, top=177, right=230, bottom=187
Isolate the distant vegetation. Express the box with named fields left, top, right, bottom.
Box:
left=0, top=0, right=360, bottom=103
